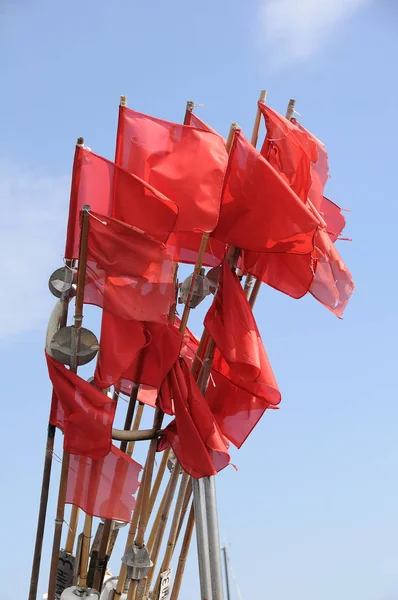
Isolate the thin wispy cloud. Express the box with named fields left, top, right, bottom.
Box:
left=0, top=162, right=69, bottom=338
left=258, top=0, right=373, bottom=66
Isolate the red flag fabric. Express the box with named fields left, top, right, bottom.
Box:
left=213, top=131, right=319, bottom=254
left=158, top=359, right=230, bottom=478
left=203, top=263, right=280, bottom=445
left=109, top=321, right=183, bottom=395
left=309, top=229, right=354, bottom=317
left=166, top=231, right=226, bottom=267
left=64, top=147, right=178, bottom=260
left=242, top=250, right=314, bottom=299
left=184, top=112, right=222, bottom=138
left=115, top=106, right=228, bottom=234
left=259, top=103, right=318, bottom=204
left=94, top=313, right=148, bottom=390
left=294, top=120, right=329, bottom=210
left=66, top=445, right=142, bottom=522
left=84, top=212, right=175, bottom=323
left=320, top=197, right=347, bottom=243
left=242, top=228, right=353, bottom=317
left=46, top=353, right=116, bottom=460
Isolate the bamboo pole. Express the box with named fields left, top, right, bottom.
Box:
left=126, top=402, right=145, bottom=457
left=113, top=459, right=147, bottom=598
left=78, top=515, right=93, bottom=587
left=138, top=464, right=181, bottom=595
left=240, top=89, right=267, bottom=297
left=170, top=503, right=194, bottom=600
left=248, top=98, right=296, bottom=309
left=146, top=478, right=171, bottom=554
left=47, top=203, right=91, bottom=600
left=64, top=505, right=80, bottom=554
left=149, top=472, right=190, bottom=597
left=174, top=478, right=192, bottom=544
left=147, top=447, right=171, bottom=520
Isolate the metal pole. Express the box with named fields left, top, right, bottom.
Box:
left=192, top=478, right=212, bottom=600
left=204, top=477, right=224, bottom=600
left=221, top=547, right=231, bottom=600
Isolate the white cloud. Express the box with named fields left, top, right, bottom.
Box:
left=259, top=0, right=372, bottom=66
left=0, top=161, right=70, bottom=338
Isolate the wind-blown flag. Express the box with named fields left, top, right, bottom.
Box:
left=64, top=147, right=178, bottom=260
left=115, top=106, right=228, bottom=234
left=259, top=103, right=346, bottom=243
left=204, top=263, right=281, bottom=446
left=47, top=353, right=116, bottom=460
left=158, top=358, right=230, bottom=479
left=99, top=320, right=183, bottom=394
left=66, top=445, right=142, bottom=522
left=213, top=131, right=319, bottom=254
left=84, top=212, right=175, bottom=322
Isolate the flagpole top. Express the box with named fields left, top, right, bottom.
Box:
left=286, top=99, right=296, bottom=120
left=259, top=90, right=267, bottom=102
left=186, top=100, right=195, bottom=113
left=76, top=137, right=84, bottom=147
left=120, top=95, right=127, bottom=107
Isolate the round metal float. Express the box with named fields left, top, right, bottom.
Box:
left=48, top=326, right=99, bottom=367
left=48, top=266, right=75, bottom=299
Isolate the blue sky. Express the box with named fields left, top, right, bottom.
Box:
left=1, top=1, right=397, bottom=599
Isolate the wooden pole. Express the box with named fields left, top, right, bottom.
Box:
left=146, top=478, right=171, bottom=554
left=78, top=515, right=93, bottom=587
left=149, top=472, right=190, bottom=597
left=47, top=203, right=91, bottom=600
left=138, top=464, right=181, bottom=595
left=174, top=478, right=192, bottom=544
left=241, top=89, right=267, bottom=297
left=147, top=447, right=171, bottom=521
left=170, top=503, right=194, bottom=600
left=248, top=98, right=296, bottom=309
left=126, top=402, right=145, bottom=457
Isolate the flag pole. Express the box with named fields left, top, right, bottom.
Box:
left=248, top=98, right=296, bottom=308
left=28, top=133, right=86, bottom=600
left=170, top=503, right=195, bottom=600
left=28, top=283, right=73, bottom=600
left=241, top=89, right=267, bottom=297
left=47, top=202, right=91, bottom=600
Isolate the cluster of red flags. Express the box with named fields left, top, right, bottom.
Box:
left=48, top=99, right=353, bottom=519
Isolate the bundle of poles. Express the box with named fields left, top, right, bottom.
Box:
left=28, top=90, right=297, bottom=600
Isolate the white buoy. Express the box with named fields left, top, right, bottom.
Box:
left=60, top=587, right=99, bottom=599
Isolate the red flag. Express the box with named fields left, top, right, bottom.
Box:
left=320, top=197, right=347, bottom=243
left=203, top=263, right=280, bottom=445
left=66, top=445, right=142, bottom=522
left=259, top=103, right=318, bottom=204
left=107, top=321, right=183, bottom=395
left=65, top=147, right=178, bottom=260
left=242, top=250, right=314, bottom=299
left=294, top=120, right=329, bottom=210
left=310, top=229, right=354, bottom=317
left=184, top=111, right=222, bottom=138
left=242, top=228, right=353, bottom=317
left=84, top=212, right=175, bottom=323
left=46, top=353, right=116, bottom=460
left=94, top=313, right=148, bottom=390
left=166, top=231, right=226, bottom=267
left=115, top=106, right=228, bottom=234
left=158, top=359, right=230, bottom=479
left=213, top=131, right=319, bottom=254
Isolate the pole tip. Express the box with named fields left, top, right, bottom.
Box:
left=186, top=100, right=195, bottom=112
left=76, top=137, right=84, bottom=147
left=286, top=99, right=296, bottom=121
left=82, top=205, right=90, bottom=213
left=259, top=90, right=267, bottom=102
left=120, top=95, right=127, bottom=107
